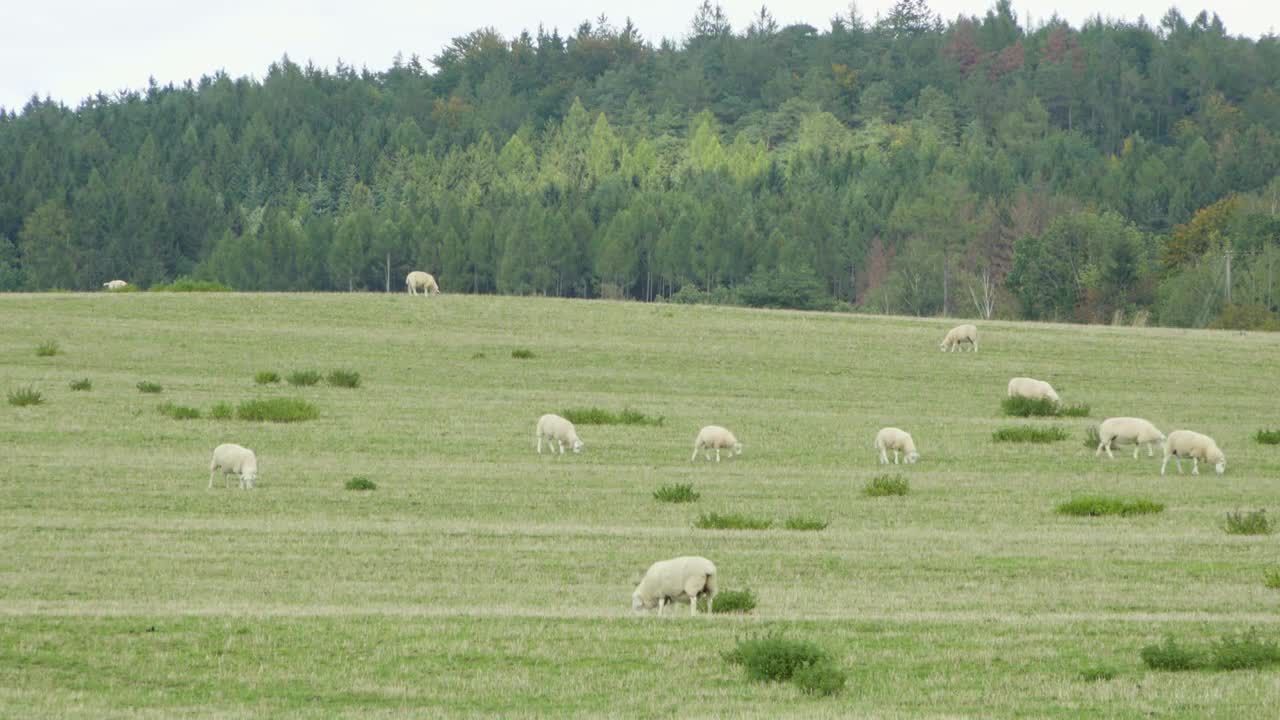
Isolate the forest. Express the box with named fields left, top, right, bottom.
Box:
left=2, top=0, right=1279, bottom=328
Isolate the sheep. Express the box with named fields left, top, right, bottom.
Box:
left=1007, top=377, right=1060, bottom=403
left=209, top=443, right=258, bottom=489
left=1161, top=430, right=1226, bottom=476
left=405, top=271, right=440, bottom=296
left=875, top=427, right=920, bottom=465
left=536, top=413, right=583, bottom=454
left=1095, top=417, right=1166, bottom=460
left=631, top=556, right=718, bottom=617
left=102, top=280, right=128, bottom=290
left=939, top=323, right=978, bottom=352
left=691, top=425, right=742, bottom=462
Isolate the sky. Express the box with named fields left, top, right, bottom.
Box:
left=2, top=0, right=1277, bottom=113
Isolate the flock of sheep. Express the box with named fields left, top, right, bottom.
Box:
left=193, top=294, right=1232, bottom=618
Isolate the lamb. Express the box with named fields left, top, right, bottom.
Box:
left=875, top=427, right=920, bottom=465
left=1095, top=417, right=1166, bottom=460
left=102, top=280, right=128, bottom=290
left=631, top=556, right=718, bottom=617
left=1161, top=430, right=1226, bottom=476
left=940, top=323, right=978, bottom=352
left=691, top=425, right=742, bottom=462
left=209, top=443, right=258, bottom=489
left=536, top=413, right=583, bottom=454
left=1007, top=377, right=1060, bottom=403
left=405, top=271, right=440, bottom=295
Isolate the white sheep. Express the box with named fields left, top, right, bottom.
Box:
left=691, top=425, right=742, bottom=462
left=536, top=413, right=583, bottom=454
left=1161, top=430, right=1226, bottom=476
left=1007, top=377, right=1060, bottom=403
left=405, top=271, right=440, bottom=295
left=631, top=556, right=718, bottom=617
left=103, top=280, right=129, bottom=290
left=209, top=443, right=258, bottom=489
left=875, top=427, right=920, bottom=464
left=940, top=323, right=978, bottom=352
left=1095, top=417, right=1166, bottom=460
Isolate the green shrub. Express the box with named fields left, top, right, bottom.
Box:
left=286, top=370, right=321, bottom=387
left=35, top=340, right=59, bottom=356
left=68, top=378, right=92, bottom=391
left=793, top=661, right=847, bottom=696
left=1224, top=509, right=1273, bottom=535
left=136, top=381, right=163, bottom=394
left=7, top=386, right=43, bottom=407
left=325, top=369, right=361, bottom=388
left=562, top=407, right=664, bottom=426
left=511, top=348, right=535, bottom=359
left=694, top=512, right=773, bottom=530
left=254, top=371, right=280, bottom=385
left=1001, top=396, right=1059, bottom=417
left=1140, top=636, right=1203, bottom=671
left=700, top=589, right=757, bottom=614
left=470, top=352, right=486, bottom=360
left=1208, top=303, right=1280, bottom=331
left=1079, top=665, right=1118, bottom=682
left=864, top=475, right=909, bottom=497
left=992, top=425, right=1070, bottom=443
left=235, top=397, right=319, bottom=423
left=345, top=477, right=377, bottom=491
left=1210, top=629, right=1280, bottom=670
left=1264, top=569, right=1280, bottom=590
left=1056, top=496, right=1164, bottom=517
left=1059, top=402, right=1091, bottom=417
left=1255, top=429, right=1280, bottom=445
left=736, top=265, right=832, bottom=311
left=724, top=633, right=830, bottom=683
left=149, top=277, right=232, bottom=292
left=653, top=483, right=699, bottom=503
left=1084, top=425, right=1101, bottom=449
left=784, top=516, right=829, bottom=531
left=156, top=402, right=201, bottom=420
left=208, top=402, right=234, bottom=420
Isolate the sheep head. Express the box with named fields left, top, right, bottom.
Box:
left=571, top=439, right=584, bottom=453
left=905, top=451, right=920, bottom=464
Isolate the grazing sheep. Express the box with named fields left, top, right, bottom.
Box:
left=1095, top=417, right=1166, bottom=460
left=209, top=443, right=258, bottom=489
left=632, top=556, right=718, bottom=617
left=1007, top=377, right=1060, bottom=403
left=875, top=427, right=920, bottom=465
left=536, top=413, right=583, bottom=454
left=1161, top=430, right=1226, bottom=476
left=405, top=271, right=440, bottom=295
left=102, top=280, right=128, bottom=290
left=691, top=425, right=742, bottom=462
left=940, top=323, right=978, bottom=352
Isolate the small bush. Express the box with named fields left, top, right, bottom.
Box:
left=724, top=634, right=830, bottom=683
left=235, top=397, right=319, bottom=423
left=1001, top=396, right=1059, bottom=417
left=1084, top=425, right=1101, bottom=449
left=1140, top=636, right=1203, bottom=671
left=992, top=425, right=1070, bottom=443
left=470, top=352, right=486, bottom=360
left=864, top=475, right=909, bottom=497
left=701, top=589, right=757, bottom=614
left=345, top=477, right=377, bottom=491
left=208, top=402, right=234, bottom=420
left=136, top=381, right=163, bottom=394
left=511, top=348, right=535, bottom=359
left=1264, top=569, right=1280, bottom=590
left=286, top=370, right=321, bottom=387
left=653, top=483, right=699, bottom=503
left=694, top=512, right=773, bottom=530
left=254, top=371, right=280, bottom=385
left=325, top=369, right=361, bottom=388
left=1059, top=402, right=1091, bottom=417
left=68, top=378, right=92, bottom=391
left=562, top=407, right=664, bottom=426
left=7, top=386, right=43, bottom=407
left=1255, top=429, right=1280, bottom=445
left=1224, top=509, right=1273, bottom=535
left=35, top=340, right=59, bottom=356
left=1211, top=630, right=1280, bottom=670
left=784, top=516, right=829, bottom=531
left=793, top=661, right=847, bottom=696
left=156, top=402, right=201, bottom=420
left=1080, top=665, right=1118, bottom=682
left=149, top=277, right=232, bottom=292
left=1056, top=496, right=1164, bottom=517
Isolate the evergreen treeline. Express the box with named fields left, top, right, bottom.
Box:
left=2, top=1, right=1279, bottom=327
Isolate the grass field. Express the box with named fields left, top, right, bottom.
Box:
left=2, top=292, right=1279, bottom=718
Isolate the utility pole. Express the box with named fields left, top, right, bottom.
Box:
left=385, top=253, right=391, bottom=293
left=1225, top=247, right=1233, bottom=305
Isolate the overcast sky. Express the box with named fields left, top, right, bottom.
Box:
left=2, top=1, right=1276, bottom=113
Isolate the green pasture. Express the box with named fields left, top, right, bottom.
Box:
left=2, top=293, right=1278, bottom=718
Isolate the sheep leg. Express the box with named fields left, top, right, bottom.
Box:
left=208, top=468, right=216, bottom=489
left=657, top=597, right=665, bottom=616
left=1191, top=458, right=1200, bottom=475
left=893, top=449, right=900, bottom=464
left=1147, top=443, right=1155, bottom=457
left=1133, top=445, right=1140, bottom=460
left=557, top=439, right=565, bottom=455
left=1175, top=457, right=1184, bottom=474
left=714, top=448, right=721, bottom=462
left=537, top=436, right=543, bottom=454
left=878, top=448, right=888, bottom=465
left=691, top=446, right=699, bottom=462
left=1160, top=455, right=1170, bottom=476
